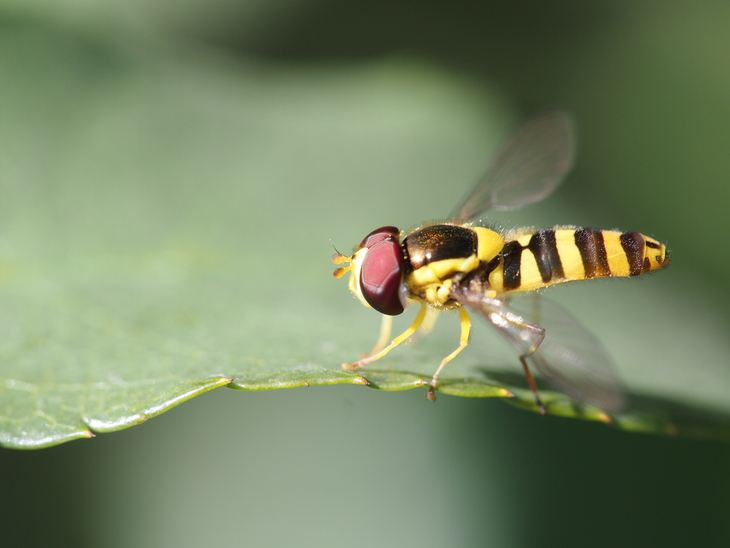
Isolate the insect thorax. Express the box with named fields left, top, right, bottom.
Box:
left=403, top=224, right=504, bottom=306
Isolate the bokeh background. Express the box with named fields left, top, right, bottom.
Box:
left=2, top=1, right=730, bottom=546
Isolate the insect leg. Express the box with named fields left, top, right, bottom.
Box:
left=362, top=314, right=393, bottom=358
left=426, top=306, right=471, bottom=401
left=519, top=335, right=547, bottom=415
left=343, top=304, right=428, bottom=370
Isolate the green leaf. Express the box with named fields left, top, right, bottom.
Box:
left=1, top=22, right=730, bottom=448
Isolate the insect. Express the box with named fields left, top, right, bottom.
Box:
left=332, top=113, right=668, bottom=413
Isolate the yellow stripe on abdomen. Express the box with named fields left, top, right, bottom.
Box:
left=516, top=247, right=542, bottom=291
left=602, top=231, right=631, bottom=277
left=553, top=230, right=586, bottom=282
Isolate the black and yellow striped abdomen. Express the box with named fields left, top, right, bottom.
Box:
left=488, top=228, right=668, bottom=293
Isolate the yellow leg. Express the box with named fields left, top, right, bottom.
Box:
left=418, top=306, right=440, bottom=336
left=365, top=305, right=438, bottom=358
left=362, top=314, right=393, bottom=358
left=343, top=304, right=428, bottom=370
left=426, top=306, right=471, bottom=401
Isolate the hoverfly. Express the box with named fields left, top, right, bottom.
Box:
left=332, top=113, right=668, bottom=414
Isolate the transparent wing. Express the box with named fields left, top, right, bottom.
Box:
left=450, top=112, right=576, bottom=221
left=451, top=288, right=624, bottom=412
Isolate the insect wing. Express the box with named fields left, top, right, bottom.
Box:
left=452, top=289, right=624, bottom=412
left=450, top=112, right=576, bottom=221
left=508, top=295, right=624, bottom=412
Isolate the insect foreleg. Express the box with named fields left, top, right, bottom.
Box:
left=343, top=304, right=428, bottom=370
left=363, top=314, right=393, bottom=358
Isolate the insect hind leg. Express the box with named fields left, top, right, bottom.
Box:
left=520, top=356, right=547, bottom=415
left=518, top=330, right=547, bottom=415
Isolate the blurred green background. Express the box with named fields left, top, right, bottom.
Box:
left=2, top=0, right=730, bottom=546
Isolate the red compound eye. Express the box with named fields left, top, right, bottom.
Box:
left=359, top=227, right=405, bottom=316
left=358, top=226, right=400, bottom=250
